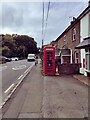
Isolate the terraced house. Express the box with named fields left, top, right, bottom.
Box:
left=51, top=2, right=90, bottom=76
left=55, top=16, right=80, bottom=64
left=76, top=2, right=90, bottom=77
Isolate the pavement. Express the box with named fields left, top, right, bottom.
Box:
left=73, top=74, right=90, bottom=87
left=1, top=60, right=89, bottom=119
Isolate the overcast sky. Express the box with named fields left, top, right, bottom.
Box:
left=0, top=1, right=88, bottom=47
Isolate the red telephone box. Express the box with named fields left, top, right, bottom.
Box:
left=44, top=46, right=55, bottom=75
left=83, top=58, right=85, bottom=68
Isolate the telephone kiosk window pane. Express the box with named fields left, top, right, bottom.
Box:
left=47, top=63, right=52, bottom=67
left=46, top=52, right=54, bottom=68
left=47, top=59, right=52, bottom=65
left=47, top=52, right=52, bottom=56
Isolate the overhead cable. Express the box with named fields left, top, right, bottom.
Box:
left=44, top=2, right=50, bottom=41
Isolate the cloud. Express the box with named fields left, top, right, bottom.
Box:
left=0, top=2, right=88, bottom=47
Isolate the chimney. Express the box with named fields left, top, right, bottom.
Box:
left=73, top=17, right=76, bottom=21
left=70, top=17, right=76, bottom=24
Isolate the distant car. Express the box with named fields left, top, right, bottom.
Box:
left=11, top=57, right=19, bottom=61
left=0, top=56, right=12, bottom=62
left=0, top=56, right=6, bottom=63
left=27, top=54, right=35, bottom=62
left=6, top=57, right=12, bottom=62
left=19, top=57, right=23, bottom=60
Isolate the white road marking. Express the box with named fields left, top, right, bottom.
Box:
left=12, top=65, right=26, bottom=70
left=4, top=83, right=14, bottom=94
left=18, top=75, right=23, bottom=80
left=24, top=63, right=35, bottom=74
left=24, top=67, right=30, bottom=74
left=0, top=66, right=7, bottom=71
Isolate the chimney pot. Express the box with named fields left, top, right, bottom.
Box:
left=73, top=17, right=76, bottom=21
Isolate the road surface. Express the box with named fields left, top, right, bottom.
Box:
left=0, top=59, right=34, bottom=101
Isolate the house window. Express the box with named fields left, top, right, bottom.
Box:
left=75, top=52, right=78, bottom=63
left=72, top=28, right=76, bottom=41
left=64, top=35, right=66, bottom=42
left=86, top=49, right=90, bottom=71
left=61, top=49, right=71, bottom=64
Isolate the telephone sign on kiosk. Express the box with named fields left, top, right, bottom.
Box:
left=44, top=46, right=55, bottom=75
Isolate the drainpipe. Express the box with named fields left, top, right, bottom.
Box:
left=71, top=49, right=72, bottom=64
left=61, top=55, right=63, bottom=64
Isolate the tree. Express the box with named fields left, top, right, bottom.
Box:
left=2, top=46, right=11, bottom=57
left=1, top=34, right=38, bottom=58
left=1, top=34, right=17, bottom=57
left=14, top=35, right=38, bottom=58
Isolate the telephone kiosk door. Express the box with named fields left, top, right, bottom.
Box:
left=44, top=46, right=55, bottom=75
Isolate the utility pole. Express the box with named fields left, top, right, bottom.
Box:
left=41, top=1, right=44, bottom=67
left=42, top=1, right=44, bottom=48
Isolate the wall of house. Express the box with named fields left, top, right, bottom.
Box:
left=89, top=13, right=90, bottom=36
left=57, top=21, right=81, bottom=64
left=80, top=13, right=89, bottom=40
left=58, top=63, right=81, bottom=75
left=80, top=12, right=90, bottom=76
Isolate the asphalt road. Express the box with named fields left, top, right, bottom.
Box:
left=0, top=59, right=34, bottom=94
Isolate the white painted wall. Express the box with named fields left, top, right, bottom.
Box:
left=80, top=13, right=89, bottom=40
left=80, top=12, right=90, bottom=76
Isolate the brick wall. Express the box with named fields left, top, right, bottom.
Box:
left=58, top=63, right=81, bottom=75
left=57, top=21, right=81, bottom=63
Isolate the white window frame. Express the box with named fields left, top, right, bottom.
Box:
left=72, top=28, right=76, bottom=41
left=75, top=51, right=78, bottom=63
left=89, top=14, right=90, bottom=36
left=85, top=49, right=90, bottom=72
